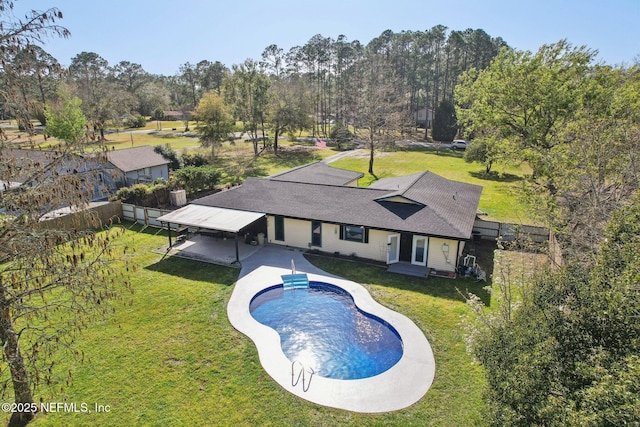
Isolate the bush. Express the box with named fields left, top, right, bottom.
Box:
left=152, top=108, right=164, bottom=121
left=114, top=183, right=151, bottom=205
left=181, top=152, right=209, bottom=167
left=173, top=166, right=220, bottom=195
left=329, top=122, right=354, bottom=150
left=113, top=180, right=172, bottom=206
left=124, top=114, right=147, bottom=128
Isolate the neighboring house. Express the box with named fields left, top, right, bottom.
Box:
left=415, top=108, right=434, bottom=128
left=162, top=110, right=193, bottom=121
left=107, top=145, right=170, bottom=187
left=0, top=148, right=117, bottom=201
left=159, top=162, right=482, bottom=274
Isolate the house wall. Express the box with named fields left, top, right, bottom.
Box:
left=124, top=165, right=169, bottom=185
left=267, top=216, right=390, bottom=261
left=427, top=237, right=463, bottom=272
left=267, top=215, right=463, bottom=269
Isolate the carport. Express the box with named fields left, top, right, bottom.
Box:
left=157, top=204, right=266, bottom=264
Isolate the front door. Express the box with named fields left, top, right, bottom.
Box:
left=387, top=234, right=400, bottom=264
left=411, top=235, right=428, bottom=266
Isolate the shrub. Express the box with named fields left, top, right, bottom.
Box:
left=329, top=122, right=354, bottom=150
left=113, top=180, right=172, bottom=206
left=124, top=114, right=147, bottom=128
left=173, top=166, right=220, bottom=195
left=152, top=108, right=164, bottom=121
left=181, top=152, right=209, bottom=167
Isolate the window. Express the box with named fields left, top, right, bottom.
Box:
left=340, top=225, right=368, bottom=243
left=274, top=216, right=285, bottom=241
left=311, top=221, right=322, bottom=247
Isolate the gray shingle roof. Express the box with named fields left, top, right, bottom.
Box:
left=193, top=171, right=482, bottom=239
left=106, top=145, right=169, bottom=172
left=270, top=162, right=363, bottom=186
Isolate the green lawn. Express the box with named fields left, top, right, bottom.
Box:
left=330, top=147, right=534, bottom=224
left=22, top=224, right=488, bottom=426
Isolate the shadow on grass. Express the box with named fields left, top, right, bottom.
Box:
left=268, top=148, right=319, bottom=170
left=401, top=146, right=466, bottom=159
left=305, top=255, right=491, bottom=306
left=116, top=221, right=170, bottom=237
left=145, top=255, right=238, bottom=285
left=469, top=170, right=523, bottom=183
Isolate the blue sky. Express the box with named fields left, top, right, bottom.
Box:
left=11, top=0, right=640, bottom=75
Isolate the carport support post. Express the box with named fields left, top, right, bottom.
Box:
left=235, top=233, right=240, bottom=263
left=166, top=222, right=172, bottom=247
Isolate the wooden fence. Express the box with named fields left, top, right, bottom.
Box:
left=472, top=218, right=550, bottom=244
left=38, top=201, right=123, bottom=230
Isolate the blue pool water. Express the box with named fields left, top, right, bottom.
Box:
left=249, top=282, right=403, bottom=380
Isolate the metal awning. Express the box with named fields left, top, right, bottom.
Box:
left=157, top=204, right=265, bottom=233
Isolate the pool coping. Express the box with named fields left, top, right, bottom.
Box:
left=228, top=263, right=436, bottom=413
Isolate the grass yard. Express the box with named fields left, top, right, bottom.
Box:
left=331, top=148, right=534, bottom=224
left=21, top=224, right=489, bottom=426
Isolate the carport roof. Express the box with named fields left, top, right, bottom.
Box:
left=157, top=204, right=265, bottom=233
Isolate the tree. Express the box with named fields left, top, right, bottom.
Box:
left=464, top=196, right=640, bottom=426
left=136, top=81, right=170, bottom=117
left=2, top=46, right=62, bottom=128
left=1, top=5, right=131, bottom=426
left=111, top=60, right=148, bottom=95
left=194, top=92, right=234, bottom=158
left=329, top=121, right=353, bottom=150
left=44, top=90, right=86, bottom=144
left=154, top=144, right=180, bottom=170
left=431, top=99, right=458, bottom=141
left=458, top=45, right=640, bottom=258
left=0, top=1, right=68, bottom=139
left=68, top=52, right=136, bottom=139
left=266, top=74, right=313, bottom=153
left=225, top=59, right=271, bottom=156
left=353, top=49, right=407, bottom=176
left=456, top=41, right=595, bottom=189
left=463, top=135, right=513, bottom=174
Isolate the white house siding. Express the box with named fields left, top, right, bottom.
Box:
left=267, top=216, right=392, bottom=263
left=427, top=237, right=462, bottom=272
left=267, top=216, right=467, bottom=269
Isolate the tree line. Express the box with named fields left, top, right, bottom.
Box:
left=457, top=41, right=640, bottom=425
left=1, top=24, right=505, bottom=146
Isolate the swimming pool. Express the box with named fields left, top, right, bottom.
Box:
left=227, top=264, right=435, bottom=413
left=250, top=282, right=403, bottom=380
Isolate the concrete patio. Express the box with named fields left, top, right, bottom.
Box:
left=161, top=233, right=263, bottom=267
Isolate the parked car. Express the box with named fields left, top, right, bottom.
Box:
left=451, top=140, right=469, bottom=150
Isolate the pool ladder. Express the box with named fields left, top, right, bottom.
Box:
left=291, top=360, right=314, bottom=392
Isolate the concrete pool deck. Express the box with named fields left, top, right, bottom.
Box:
left=228, top=245, right=436, bottom=413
